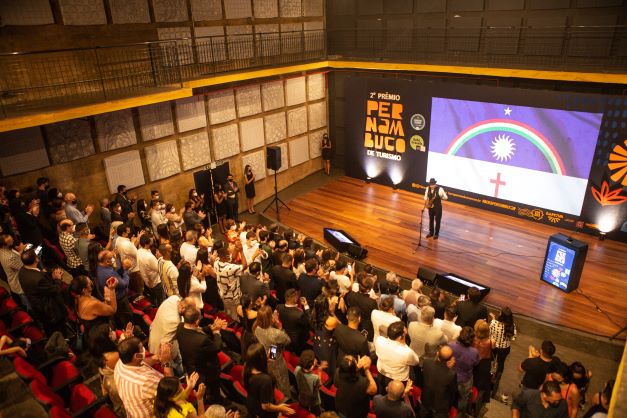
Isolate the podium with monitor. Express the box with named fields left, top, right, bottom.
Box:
left=540, top=233, right=588, bottom=293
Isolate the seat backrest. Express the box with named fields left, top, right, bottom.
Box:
left=93, top=405, right=118, bottom=418
left=14, top=356, right=46, bottom=385
left=51, top=360, right=80, bottom=389
left=30, top=380, right=65, bottom=408
left=229, top=364, right=244, bottom=384
left=11, top=310, right=33, bottom=328
left=49, top=406, right=72, bottom=418
left=70, top=383, right=98, bottom=413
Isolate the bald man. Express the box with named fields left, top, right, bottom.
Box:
left=64, top=192, right=93, bottom=225
left=373, top=379, right=414, bottom=418
left=421, top=345, right=458, bottom=418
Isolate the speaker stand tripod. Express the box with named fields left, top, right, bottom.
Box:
left=263, top=169, right=290, bottom=221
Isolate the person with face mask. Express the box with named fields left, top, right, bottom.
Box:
left=64, top=192, right=94, bottom=226
left=321, top=133, right=332, bottom=175
left=113, top=185, right=135, bottom=223
left=512, top=380, right=568, bottom=418
left=95, top=249, right=133, bottom=328
left=36, top=177, right=50, bottom=213
left=223, top=174, right=240, bottom=222
left=150, top=199, right=168, bottom=237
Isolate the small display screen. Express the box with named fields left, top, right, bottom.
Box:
left=327, top=229, right=354, bottom=244
left=442, top=275, right=487, bottom=291
left=541, top=241, right=576, bottom=291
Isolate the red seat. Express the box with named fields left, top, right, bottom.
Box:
left=320, top=385, right=337, bottom=411
left=219, top=372, right=248, bottom=405
left=50, top=361, right=81, bottom=390
left=131, top=298, right=152, bottom=312
left=471, top=386, right=478, bottom=402
left=70, top=383, right=99, bottom=413
left=10, top=310, right=34, bottom=330
left=274, top=387, right=285, bottom=403
left=142, top=314, right=153, bottom=327
left=289, top=403, right=316, bottom=418
left=13, top=356, right=46, bottom=385
left=49, top=406, right=72, bottom=418
left=0, top=297, right=18, bottom=316
left=21, top=324, right=45, bottom=344
left=283, top=350, right=300, bottom=370
left=217, top=351, right=233, bottom=371
left=449, top=407, right=458, bottom=418
left=93, top=405, right=118, bottom=418
left=228, top=364, right=244, bottom=384
left=0, top=286, right=9, bottom=300
left=30, top=379, right=65, bottom=408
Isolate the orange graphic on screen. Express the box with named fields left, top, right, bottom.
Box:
left=608, top=139, right=627, bottom=186
left=590, top=180, right=627, bottom=206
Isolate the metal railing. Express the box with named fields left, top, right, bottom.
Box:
left=327, top=26, right=627, bottom=73
left=0, top=26, right=624, bottom=119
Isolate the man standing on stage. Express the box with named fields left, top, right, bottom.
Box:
left=424, top=178, right=448, bottom=239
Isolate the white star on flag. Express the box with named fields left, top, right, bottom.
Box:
left=504, top=107, right=512, bottom=116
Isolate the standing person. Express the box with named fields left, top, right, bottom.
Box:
left=334, top=354, right=377, bottom=418
left=213, top=184, right=228, bottom=234
left=294, top=350, right=323, bottom=415
left=253, top=305, right=292, bottom=399
left=472, top=320, right=493, bottom=417
left=374, top=321, right=420, bottom=391
left=0, top=234, right=28, bottom=309
left=188, top=189, right=204, bottom=214
left=421, top=345, right=458, bottom=418
left=321, top=133, right=332, bottom=176
left=520, top=340, right=561, bottom=390
left=244, top=343, right=295, bottom=418
left=157, top=244, right=179, bottom=298
left=224, top=173, right=240, bottom=222
left=372, top=380, right=415, bottom=418
left=95, top=249, right=133, bottom=327
left=214, top=242, right=247, bottom=321
left=277, top=289, right=311, bottom=355
left=450, top=326, right=479, bottom=416
left=244, top=165, right=256, bottom=214
left=137, top=235, right=165, bottom=307
left=423, top=178, right=448, bottom=239
left=489, top=307, right=517, bottom=398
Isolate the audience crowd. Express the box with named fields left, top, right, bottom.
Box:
left=0, top=178, right=615, bottom=418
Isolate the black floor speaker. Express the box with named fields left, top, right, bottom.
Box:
left=417, top=266, right=438, bottom=286
left=266, top=146, right=281, bottom=171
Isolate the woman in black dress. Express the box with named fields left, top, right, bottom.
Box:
left=213, top=184, right=228, bottom=234
left=321, top=133, right=332, bottom=175
left=244, top=343, right=295, bottom=418
left=244, top=165, right=256, bottom=214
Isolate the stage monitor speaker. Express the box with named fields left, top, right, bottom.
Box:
left=417, top=266, right=438, bottom=286
left=347, top=243, right=368, bottom=260
left=266, top=146, right=281, bottom=171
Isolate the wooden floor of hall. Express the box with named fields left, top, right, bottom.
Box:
left=277, top=176, right=627, bottom=339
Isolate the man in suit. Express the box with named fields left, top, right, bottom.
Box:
left=176, top=306, right=227, bottom=405
left=112, top=185, right=135, bottom=223
left=297, top=258, right=323, bottom=306
left=239, top=261, right=270, bottom=303
left=421, top=345, right=458, bottom=418
left=277, top=288, right=310, bottom=354
left=454, top=287, right=488, bottom=328
left=18, top=248, right=67, bottom=335
left=270, top=253, right=297, bottom=304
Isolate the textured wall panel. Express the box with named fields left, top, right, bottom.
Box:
left=104, top=150, right=145, bottom=194
left=307, top=73, right=326, bottom=101
left=158, top=27, right=194, bottom=65
left=180, top=131, right=211, bottom=170
left=153, top=0, right=188, bottom=22
left=0, top=128, right=49, bottom=176
left=0, top=0, right=54, bottom=25
left=287, top=106, right=308, bottom=137
left=281, top=23, right=303, bottom=53
left=308, top=130, right=324, bottom=158
left=308, top=101, right=326, bottom=130
left=262, top=81, right=285, bottom=111
left=95, top=110, right=137, bottom=152
left=212, top=123, right=240, bottom=160
left=285, top=76, right=307, bottom=106
left=109, top=0, right=150, bottom=23
left=280, top=0, right=301, bottom=17
left=240, top=118, right=265, bottom=152
left=58, top=0, right=106, bottom=25
left=145, top=140, right=181, bottom=181
left=226, top=25, right=254, bottom=59
left=224, top=0, right=252, bottom=18
left=208, top=90, right=236, bottom=125
left=289, top=135, right=309, bottom=167
left=45, top=119, right=95, bottom=164
left=191, top=0, right=222, bottom=20
left=175, top=96, right=207, bottom=133
left=195, top=26, right=226, bottom=62
left=241, top=150, right=267, bottom=181
left=138, top=102, right=174, bottom=141
left=254, top=0, right=279, bottom=17
left=303, top=0, right=323, bottom=16
left=236, top=85, right=262, bottom=118
left=304, top=21, right=324, bottom=51
left=264, top=112, right=287, bottom=144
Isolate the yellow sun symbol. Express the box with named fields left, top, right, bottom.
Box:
left=609, top=139, right=627, bottom=186
left=491, top=135, right=516, bottom=162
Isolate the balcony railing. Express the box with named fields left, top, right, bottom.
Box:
left=0, top=26, right=624, bottom=119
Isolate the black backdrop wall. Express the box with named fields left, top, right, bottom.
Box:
left=342, top=76, right=627, bottom=242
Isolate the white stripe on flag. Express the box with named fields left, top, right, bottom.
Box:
left=426, top=152, right=589, bottom=216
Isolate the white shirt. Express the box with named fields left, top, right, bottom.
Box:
left=137, top=248, right=160, bottom=289
left=407, top=304, right=422, bottom=323
left=179, top=242, right=198, bottom=265
left=189, top=276, right=207, bottom=310
left=148, top=295, right=182, bottom=354
left=374, top=335, right=420, bottom=381
left=150, top=210, right=167, bottom=236
left=435, top=318, right=462, bottom=341
left=351, top=282, right=377, bottom=299
left=115, top=236, right=139, bottom=272
left=424, top=186, right=448, bottom=200
left=330, top=271, right=351, bottom=293
left=371, top=309, right=399, bottom=339
left=243, top=241, right=260, bottom=265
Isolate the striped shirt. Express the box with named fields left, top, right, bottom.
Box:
left=114, top=360, right=163, bottom=418
left=489, top=320, right=517, bottom=349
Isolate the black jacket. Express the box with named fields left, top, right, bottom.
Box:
left=277, top=304, right=310, bottom=354
left=18, top=267, right=67, bottom=328
left=176, top=323, right=222, bottom=384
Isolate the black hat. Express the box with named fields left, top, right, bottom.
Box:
left=429, top=178, right=437, bottom=185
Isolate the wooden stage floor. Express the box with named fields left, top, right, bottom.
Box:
left=277, top=176, right=627, bottom=339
